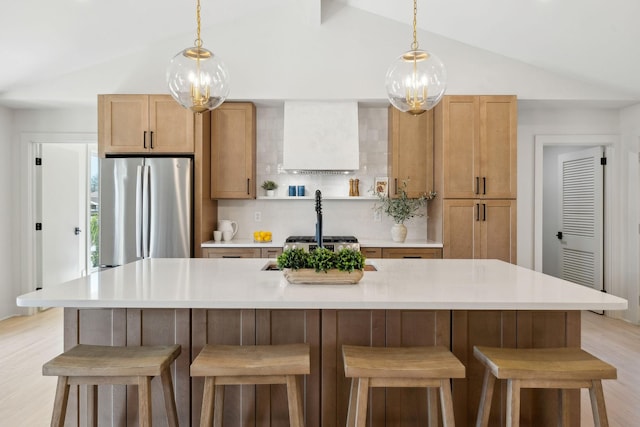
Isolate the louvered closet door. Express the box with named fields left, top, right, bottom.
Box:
left=558, top=147, right=604, bottom=291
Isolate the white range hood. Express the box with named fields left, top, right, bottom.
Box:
left=283, top=101, right=360, bottom=173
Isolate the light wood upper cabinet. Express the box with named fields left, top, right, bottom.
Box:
left=443, top=199, right=517, bottom=263
left=98, top=94, right=195, bottom=156
left=210, top=102, right=256, bottom=199
left=437, top=95, right=516, bottom=199
left=388, top=106, right=434, bottom=198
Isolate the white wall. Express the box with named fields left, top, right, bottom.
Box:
left=0, top=106, right=15, bottom=319
left=619, top=104, right=640, bottom=323
left=4, top=109, right=97, bottom=318
left=517, top=106, right=619, bottom=270
left=220, top=106, right=429, bottom=243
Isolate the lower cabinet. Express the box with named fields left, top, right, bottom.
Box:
left=443, top=199, right=516, bottom=263
left=361, top=247, right=443, bottom=259
left=200, top=247, right=282, bottom=258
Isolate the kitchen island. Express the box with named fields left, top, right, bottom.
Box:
left=17, top=258, right=627, bottom=426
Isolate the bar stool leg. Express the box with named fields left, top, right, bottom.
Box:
left=427, top=387, right=438, bottom=427
left=506, top=379, right=521, bottom=427
left=476, top=369, right=495, bottom=427
left=200, top=377, right=215, bottom=427
left=589, top=380, right=609, bottom=427
left=51, top=376, right=70, bottom=427
left=346, top=378, right=358, bottom=427
left=138, top=376, right=152, bottom=427
left=558, top=389, right=571, bottom=427
left=354, top=378, right=370, bottom=427
left=87, top=384, right=98, bottom=427
left=346, top=377, right=370, bottom=427
left=213, top=385, right=224, bottom=427
left=161, top=368, right=179, bottom=427
left=439, top=379, right=456, bottom=427
left=286, top=375, right=304, bottom=427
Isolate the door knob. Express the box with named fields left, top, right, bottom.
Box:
left=75, top=227, right=82, bottom=235
left=556, top=231, right=563, bottom=240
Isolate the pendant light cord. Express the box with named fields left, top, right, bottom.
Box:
left=195, top=0, right=203, bottom=49
left=411, top=0, right=419, bottom=51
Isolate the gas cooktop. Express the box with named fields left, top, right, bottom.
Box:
left=283, top=236, right=360, bottom=252
left=285, top=236, right=358, bottom=243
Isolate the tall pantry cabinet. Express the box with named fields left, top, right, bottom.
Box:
left=431, top=95, right=517, bottom=263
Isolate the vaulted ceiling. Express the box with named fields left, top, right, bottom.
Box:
left=1, top=0, right=638, bottom=108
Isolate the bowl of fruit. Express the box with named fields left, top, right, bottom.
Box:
left=253, top=230, right=272, bottom=243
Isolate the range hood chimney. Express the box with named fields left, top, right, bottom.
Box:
left=283, top=101, right=360, bottom=173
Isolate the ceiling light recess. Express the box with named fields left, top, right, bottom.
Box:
left=385, top=0, right=446, bottom=115
left=167, top=0, right=229, bottom=113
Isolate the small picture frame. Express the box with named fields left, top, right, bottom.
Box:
left=374, top=177, right=388, bottom=196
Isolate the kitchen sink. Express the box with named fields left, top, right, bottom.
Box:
left=261, top=262, right=376, bottom=271
left=262, top=262, right=281, bottom=271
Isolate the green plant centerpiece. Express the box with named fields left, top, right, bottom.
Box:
left=276, top=247, right=366, bottom=284
left=374, top=180, right=436, bottom=242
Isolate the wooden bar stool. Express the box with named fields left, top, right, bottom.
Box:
left=43, top=344, right=181, bottom=427
left=190, top=343, right=310, bottom=427
left=474, top=346, right=617, bottom=427
left=342, top=345, right=466, bottom=427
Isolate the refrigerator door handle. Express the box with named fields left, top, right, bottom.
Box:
left=135, top=165, right=144, bottom=258
left=142, top=164, right=151, bottom=258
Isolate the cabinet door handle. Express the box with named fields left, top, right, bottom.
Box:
left=403, top=256, right=422, bottom=259
left=476, top=203, right=480, bottom=221
left=475, top=177, right=479, bottom=195
left=143, top=131, right=147, bottom=149
left=482, top=203, right=487, bottom=221
left=394, top=178, right=398, bottom=195
left=150, top=131, right=154, bottom=149
left=247, top=178, right=250, bottom=195
left=222, top=255, right=241, bottom=258
left=483, top=177, right=486, bottom=195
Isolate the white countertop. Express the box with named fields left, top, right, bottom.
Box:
left=201, top=239, right=443, bottom=248
left=17, top=258, right=627, bottom=311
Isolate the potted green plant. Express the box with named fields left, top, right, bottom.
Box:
left=261, top=180, right=278, bottom=196
left=276, top=248, right=366, bottom=284
left=374, top=180, right=436, bottom=242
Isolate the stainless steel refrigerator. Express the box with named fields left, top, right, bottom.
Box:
left=99, top=157, right=192, bottom=268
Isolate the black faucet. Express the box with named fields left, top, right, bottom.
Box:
left=315, top=190, right=323, bottom=248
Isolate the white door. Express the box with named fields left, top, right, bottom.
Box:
left=557, top=147, right=604, bottom=291
left=38, top=144, right=86, bottom=287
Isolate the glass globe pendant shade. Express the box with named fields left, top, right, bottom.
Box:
left=385, top=49, right=447, bottom=115
left=167, top=46, right=230, bottom=113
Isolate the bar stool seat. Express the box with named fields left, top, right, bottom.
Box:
left=43, top=344, right=181, bottom=427
left=342, top=345, right=466, bottom=427
left=190, top=343, right=310, bottom=427
left=474, top=346, right=617, bottom=427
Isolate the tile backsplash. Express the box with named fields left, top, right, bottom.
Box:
left=217, top=105, right=429, bottom=242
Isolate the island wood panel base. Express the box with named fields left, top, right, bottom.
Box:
left=63, top=308, right=581, bottom=427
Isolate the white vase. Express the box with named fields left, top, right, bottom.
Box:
left=266, top=189, right=275, bottom=197
left=391, top=223, right=407, bottom=243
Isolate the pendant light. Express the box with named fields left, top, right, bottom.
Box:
left=167, top=0, right=229, bottom=113
left=385, top=0, right=446, bottom=115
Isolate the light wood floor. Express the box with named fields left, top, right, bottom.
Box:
left=1, top=309, right=638, bottom=426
